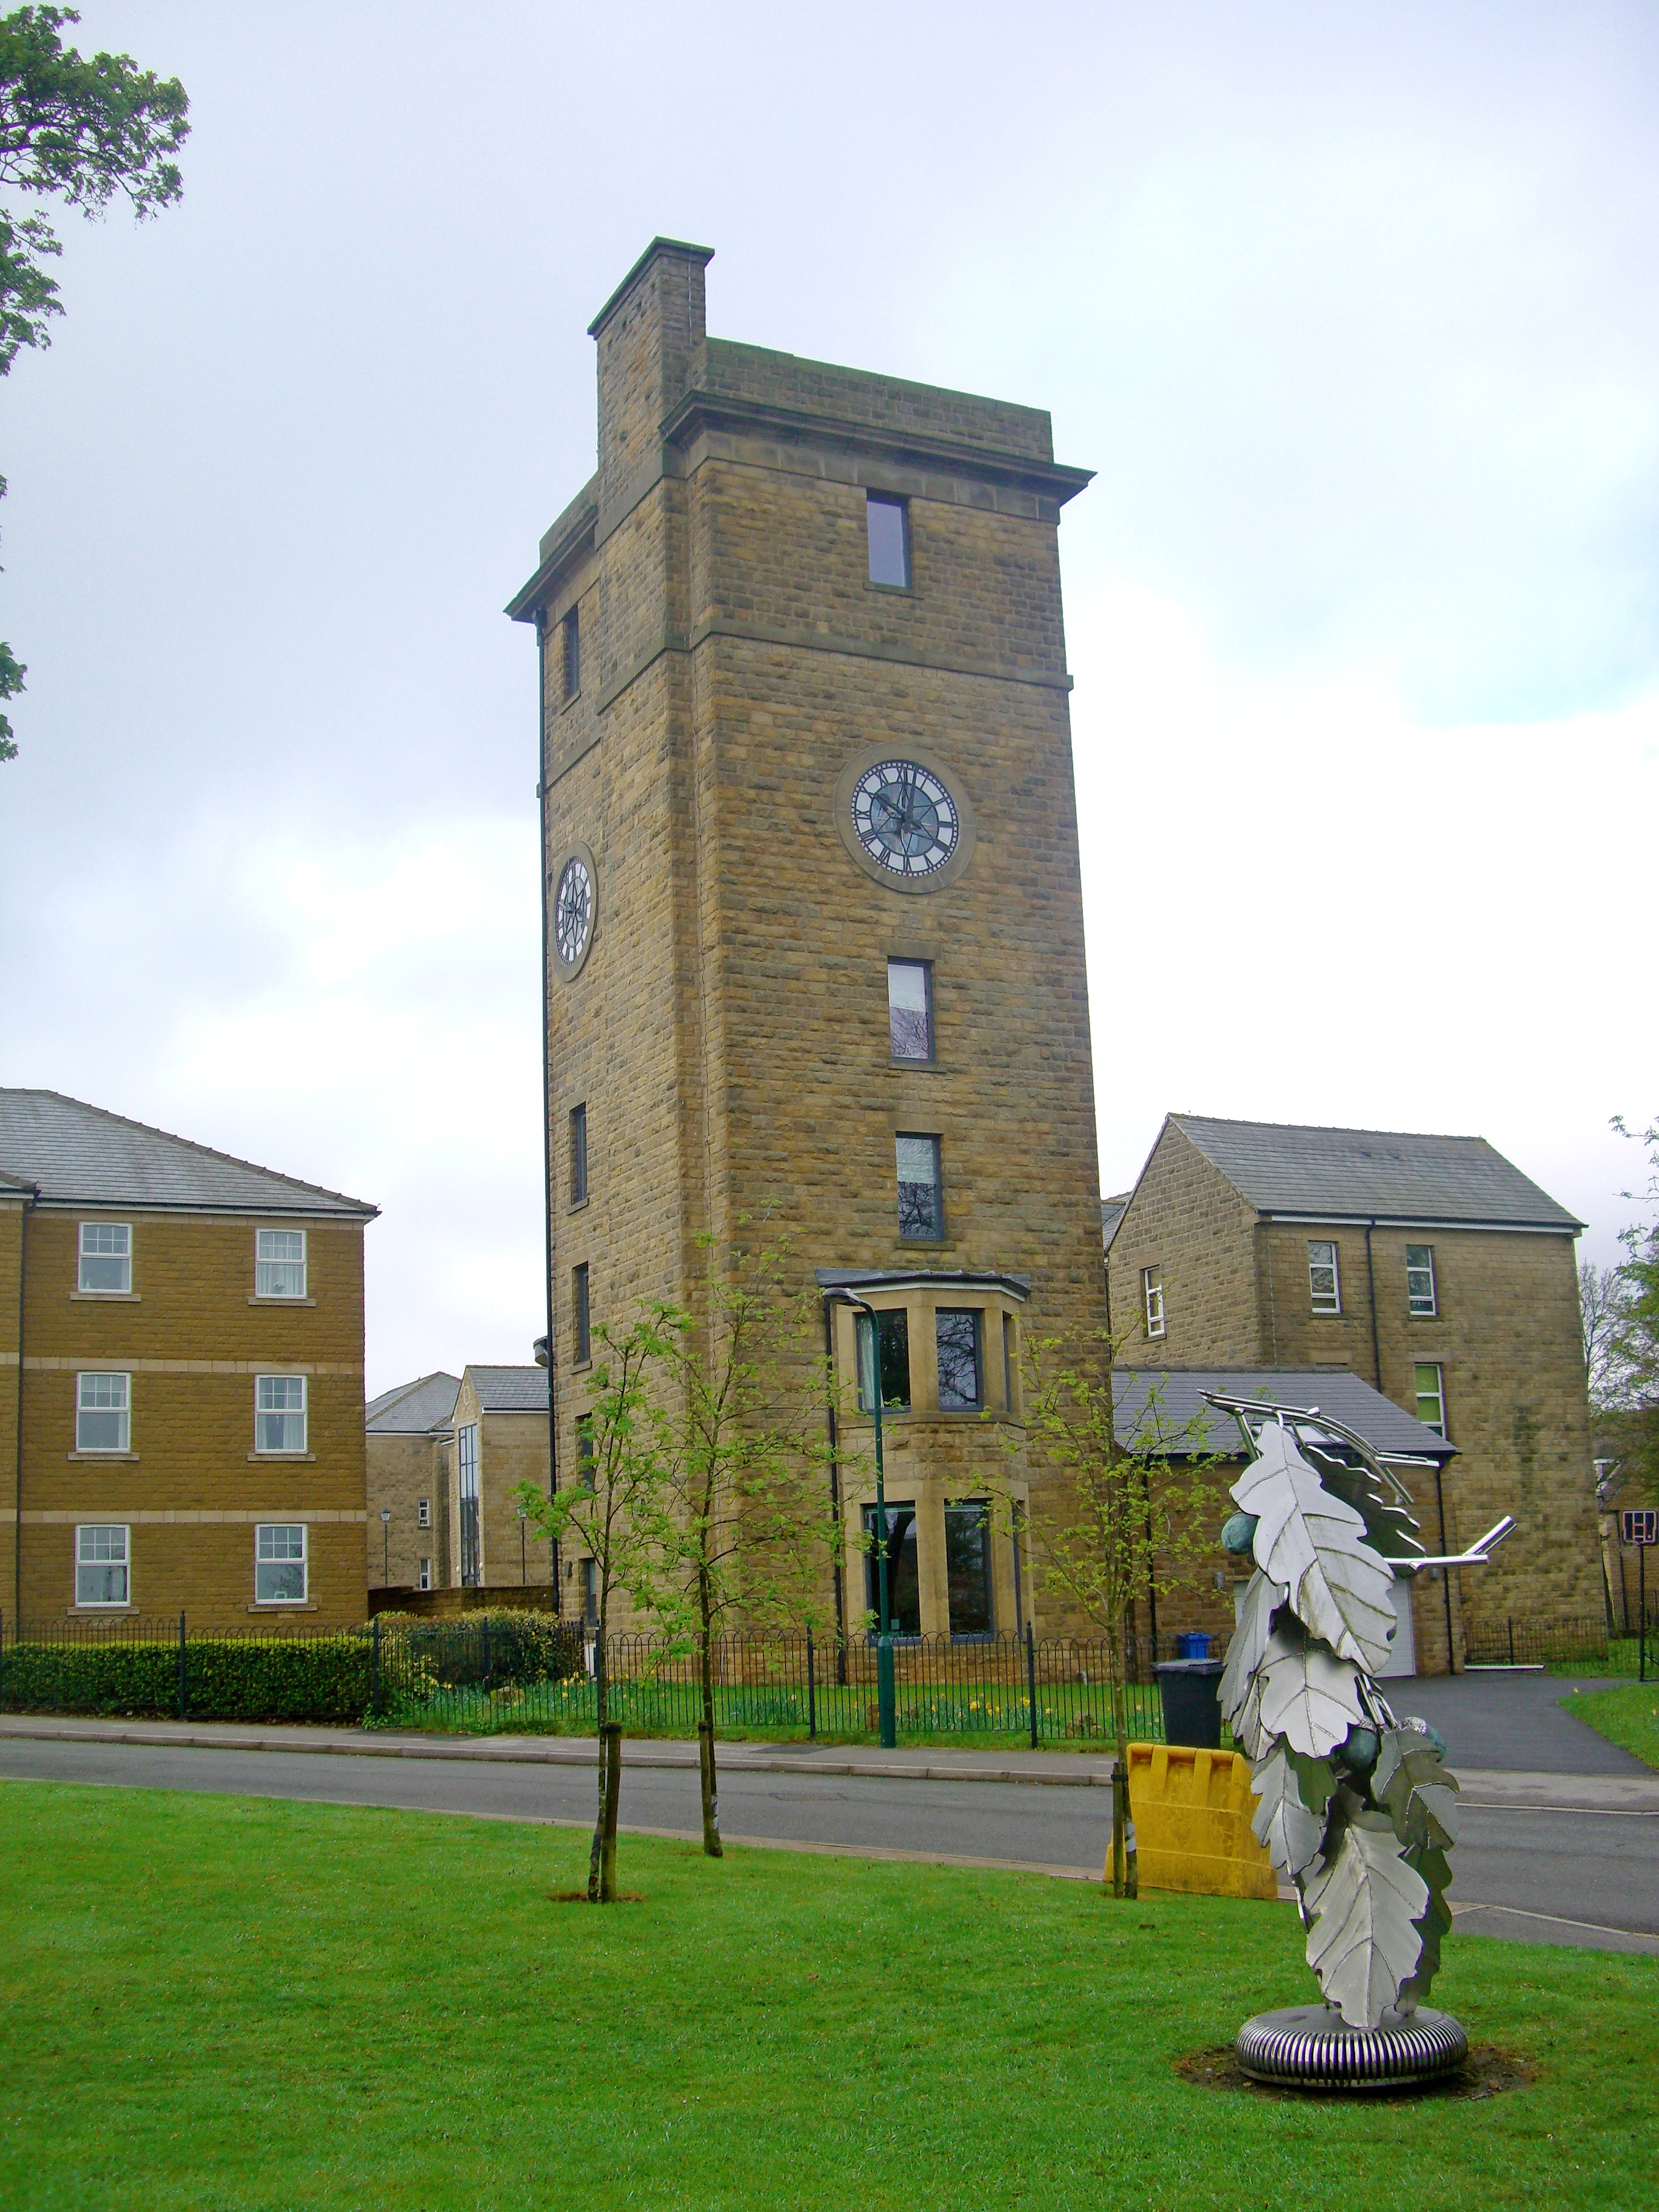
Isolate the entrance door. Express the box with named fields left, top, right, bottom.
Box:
left=1381, top=1578, right=1417, bottom=1677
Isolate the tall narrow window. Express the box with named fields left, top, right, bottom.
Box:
left=1308, top=1241, right=1341, bottom=1314
left=1414, top=1362, right=1448, bottom=1438
left=572, top=1262, right=591, bottom=1363
left=255, top=1375, right=307, bottom=1452
left=945, top=1501, right=993, bottom=1637
left=581, top=1557, right=599, bottom=1629
left=887, top=959, right=933, bottom=1060
left=76, top=1525, right=129, bottom=1607
left=576, top=1413, right=597, bottom=1489
left=255, top=1523, right=307, bottom=1603
left=936, top=1309, right=983, bottom=1410
left=862, top=1501, right=921, bottom=1634
left=896, top=1133, right=943, bottom=1239
left=562, top=604, right=580, bottom=700
left=417, top=1496, right=431, bottom=1528
left=256, top=1228, right=307, bottom=1298
left=1002, top=1311, right=1016, bottom=1410
left=855, top=1308, right=911, bottom=1412
left=76, top=1372, right=130, bottom=1453
left=458, top=1422, right=480, bottom=1585
left=866, top=493, right=910, bottom=588
left=1406, top=1244, right=1437, bottom=1316
left=569, top=1103, right=588, bottom=1205
left=1142, top=1269, right=1165, bottom=1339
left=78, top=1222, right=130, bottom=1293
left=418, top=1557, right=432, bottom=1592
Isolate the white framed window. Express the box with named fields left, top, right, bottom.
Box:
left=418, top=1558, right=432, bottom=1591
left=1309, top=1241, right=1341, bottom=1314
left=417, top=1496, right=431, bottom=1529
left=255, top=1523, right=307, bottom=1603
left=76, top=1371, right=130, bottom=1452
left=887, top=959, right=933, bottom=1061
left=256, top=1228, right=307, bottom=1298
left=1414, top=1362, right=1448, bottom=1439
left=76, top=1524, right=129, bottom=1606
left=255, top=1374, right=307, bottom=1452
left=1406, top=1244, right=1437, bottom=1317
left=1142, top=1268, right=1165, bottom=1338
left=78, top=1221, right=131, bottom=1293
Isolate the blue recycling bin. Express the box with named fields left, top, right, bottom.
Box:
left=1175, top=1631, right=1212, bottom=1660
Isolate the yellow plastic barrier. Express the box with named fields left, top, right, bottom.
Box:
left=1113, top=1741, right=1279, bottom=1901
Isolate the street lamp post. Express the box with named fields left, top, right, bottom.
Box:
left=379, top=1507, right=391, bottom=1586
left=826, top=1290, right=896, bottom=1749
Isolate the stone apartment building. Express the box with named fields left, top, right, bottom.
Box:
left=0, top=1090, right=376, bottom=1623
left=365, top=1371, right=458, bottom=1592
left=1105, top=1114, right=1600, bottom=1661
left=506, top=238, right=1104, bottom=1637
left=366, top=1364, right=551, bottom=1598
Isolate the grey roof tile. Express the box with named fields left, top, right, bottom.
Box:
left=0, top=1090, right=377, bottom=1216
left=468, top=1365, right=550, bottom=1413
left=1172, top=1114, right=1580, bottom=1231
left=1112, top=1367, right=1456, bottom=1460
left=367, top=1373, right=461, bottom=1434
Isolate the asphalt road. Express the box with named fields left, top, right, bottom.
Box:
left=2, top=1731, right=1655, bottom=1956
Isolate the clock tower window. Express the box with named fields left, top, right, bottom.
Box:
left=895, top=1134, right=943, bottom=1240
left=887, top=959, right=933, bottom=1061
left=866, top=493, right=910, bottom=589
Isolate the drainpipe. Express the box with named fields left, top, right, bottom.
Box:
left=13, top=1184, right=36, bottom=1624
left=1362, top=1219, right=1382, bottom=1390
left=535, top=605, right=560, bottom=1606
left=1433, top=1458, right=1457, bottom=1675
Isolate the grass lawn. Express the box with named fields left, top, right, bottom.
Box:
left=1, top=1783, right=1654, bottom=2212
left=1562, top=1681, right=1659, bottom=1768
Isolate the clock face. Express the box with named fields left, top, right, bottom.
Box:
left=554, top=854, right=594, bottom=968
left=850, top=758, right=960, bottom=879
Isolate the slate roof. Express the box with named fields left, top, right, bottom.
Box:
left=1171, top=1114, right=1581, bottom=1232
left=366, top=1373, right=460, bottom=1435
left=468, top=1365, right=550, bottom=1413
left=0, top=1090, right=377, bottom=1217
left=1111, top=1367, right=1456, bottom=1461
left=1101, top=1196, right=1129, bottom=1249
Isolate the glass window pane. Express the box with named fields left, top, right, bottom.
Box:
left=256, top=1228, right=306, bottom=1298
left=896, top=1134, right=942, bottom=1239
left=945, top=1503, right=993, bottom=1635
left=76, top=1526, right=129, bottom=1606
left=866, top=495, right=909, bottom=587
left=855, top=1309, right=910, bottom=1411
left=570, top=1104, right=588, bottom=1204
left=887, top=960, right=931, bottom=1059
left=862, top=1501, right=920, bottom=1634
left=79, top=1222, right=131, bottom=1293
left=936, top=1309, right=982, bottom=1410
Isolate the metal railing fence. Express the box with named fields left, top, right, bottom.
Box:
left=0, top=1612, right=1234, bottom=1743
left=1462, top=1608, right=1655, bottom=1673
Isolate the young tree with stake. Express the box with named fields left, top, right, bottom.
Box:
left=514, top=1318, right=676, bottom=1902
left=1000, top=1333, right=1225, bottom=1899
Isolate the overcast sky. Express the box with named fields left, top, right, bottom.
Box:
left=2, top=2, right=1654, bottom=1393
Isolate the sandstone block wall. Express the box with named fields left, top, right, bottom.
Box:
left=13, top=1207, right=367, bottom=1623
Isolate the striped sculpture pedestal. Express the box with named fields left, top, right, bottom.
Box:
left=1236, top=2004, right=1468, bottom=2091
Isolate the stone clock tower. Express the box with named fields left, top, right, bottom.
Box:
left=508, top=239, right=1103, bottom=1637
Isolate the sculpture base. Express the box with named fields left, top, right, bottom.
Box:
left=1235, top=2004, right=1467, bottom=2091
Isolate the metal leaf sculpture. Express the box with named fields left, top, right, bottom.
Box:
left=1250, top=1743, right=1333, bottom=1878
left=1233, top=1424, right=1398, bottom=1673
left=1210, top=1399, right=1466, bottom=2032
left=1303, top=1814, right=1429, bottom=2028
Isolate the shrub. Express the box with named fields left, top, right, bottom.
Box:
left=1, top=1632, right=374, bottom=1723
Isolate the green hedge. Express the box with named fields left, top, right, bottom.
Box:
left=376, top=1612, right=586, bottom=1697
left=0, top=1634, right=374, bottom=1723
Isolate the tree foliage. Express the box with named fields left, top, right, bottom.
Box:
left=1600, top=1114, right=1659, bottom=1496
left=0, top=6, right=188, bottom=758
